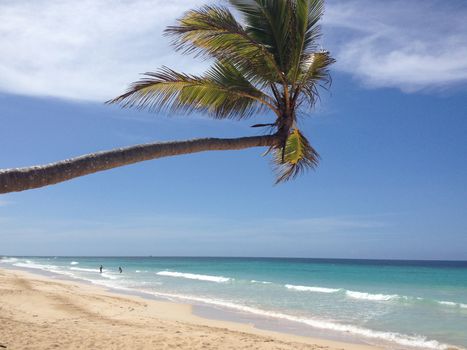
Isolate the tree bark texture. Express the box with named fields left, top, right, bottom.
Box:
left=0, top=135, right=279, bottom=194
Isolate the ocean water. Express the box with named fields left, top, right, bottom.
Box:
left=1, top=257, right=466, bottom=350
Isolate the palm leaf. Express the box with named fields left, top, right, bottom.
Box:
left=288, top=0, right=325, bottom=83
left=229, top=0, right=291, bottom=71
left=273, top=128, right=319, bottom=183
left=165, top=5, right=283, bottom=84
left=294, top=50, right=335, bottom=107
left=230, top=0, right=323, bottom=79
left=297, top=0, right=325, bottom=51
left=107, top=64, right=275, bottom=119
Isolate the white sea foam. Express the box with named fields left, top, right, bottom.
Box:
left=251, top=280, right=272, bottom=284
left=13, top=261, right=59, bottom=272
left=70, top=261, right=79, bottom=265
left=346, top=290, right=399, bottom=301
left=284, top=284, right=398, bottom=300
left=69, top=267, right=119, bottom=280
left=70, top=267, right=99, bottom=273
left=101, top=272, right=119, bottom=280
left=51, top=269, right=81, bottom=279
left=156, top=271, right=231, bottom=283
left=439, top=301, right=456, bottom=306
left=284, top=283, right=466, bottom=311
left=113, top=287, right=450, bottom=350
left=0, top=257, right=19, bottom=263
left=438, top=301, right=467, bottom=309
left=4, top=259, right=84, bottom=281
left=285, top=284, right=340, bottom=293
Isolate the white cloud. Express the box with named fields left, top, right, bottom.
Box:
left=323, top=0, right=467, bottom=91
left=0, top=0, right=208, bottom=101
left=1, top=0, right=466, bottom=101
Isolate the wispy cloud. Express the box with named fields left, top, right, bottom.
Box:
left=0, top=0, right=207, bottom=101
left=324, top=0, right=467, bottom=91
left=1, top=0, right=465, bottom=101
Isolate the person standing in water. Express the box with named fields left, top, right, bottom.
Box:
left=99, top=265, right=103, bottom=273
left=118, top=267, right=123, bottom=273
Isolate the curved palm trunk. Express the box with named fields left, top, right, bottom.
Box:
left=0, top=135, right=279, bottom=194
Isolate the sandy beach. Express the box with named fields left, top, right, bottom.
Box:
left=0, top=268, right=383, bottom=350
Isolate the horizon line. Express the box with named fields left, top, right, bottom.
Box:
left=2, top=255, right=467, bottom=263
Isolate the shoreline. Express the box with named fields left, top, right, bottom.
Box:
left=0, top=267, right=382, bottom=350
left=0, top=263, right=372, bottom=346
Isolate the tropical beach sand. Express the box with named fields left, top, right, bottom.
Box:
left=0, top=268, right=382, bottom=350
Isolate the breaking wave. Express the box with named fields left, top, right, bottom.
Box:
left=345, top=290, right=399, bottom=301
left=438, top=301, right=467, bottom=309
left=285, top=284, right=340, bottom=293
left=251, top=280, right=272, bottom=284
left=156, top=271, right=231, bottom=283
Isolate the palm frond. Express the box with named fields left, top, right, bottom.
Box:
left=229, top=0, right=292, bottom=73
left=107, top=68, right=196, bottom=111
left=288, top=0, right=324, bottom=83
left=107, top=64, right=275, bottom=119
left=273, top=128, right=319, bottom=183
left=298, top=0, right=325, bottom=52
left=230, top=0, right=324, bottom=80
left=294, top=50, right=335, bottom=107
left=165, top=5, right=283, bottom=84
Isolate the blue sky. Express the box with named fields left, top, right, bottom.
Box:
left=0, top=0, right=466, bottom=259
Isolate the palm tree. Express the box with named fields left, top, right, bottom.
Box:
left=0, top=0, right=334, bottom=194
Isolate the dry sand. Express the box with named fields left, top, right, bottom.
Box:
left=0, top=268, right=382, bottom=350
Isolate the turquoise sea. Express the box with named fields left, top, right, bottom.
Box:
left=1, top=257, right=466, bottom=350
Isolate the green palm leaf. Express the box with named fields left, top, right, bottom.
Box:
left=288, top=0, right=325, bottom=82
left=229, top=0, right=292, bottom=72
left=165, top=5, right=283, bottom=84
left=295, top=50, right=335, bottom=106
left=273, top=128, right=319, bottom=183
left=107, top=63, right=276, bottom=119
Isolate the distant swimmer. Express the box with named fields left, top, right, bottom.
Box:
left=119, top=267, right=123, bottom=273
left=99, top=265, right=103, bottom=273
